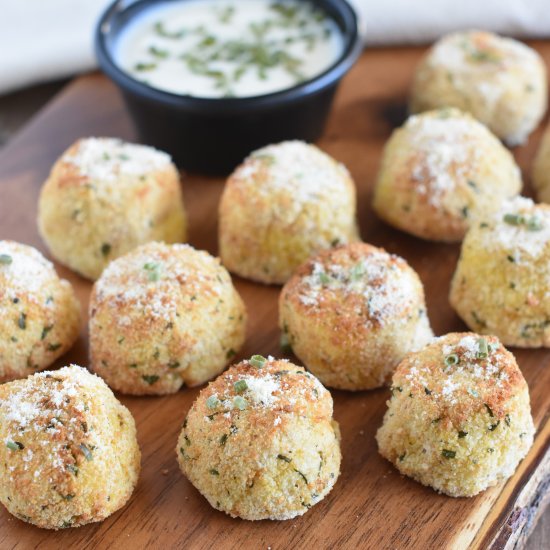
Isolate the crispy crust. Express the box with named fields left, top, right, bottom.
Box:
left=177, top=357, right=341, bottom=520
left=372, top=108, right=521, bottom=243
left=219, top=141, right=359, bottom=284
left=38, top=138, right=187, bottom=280
left=410, top=31, right=547, bottom=145
left=89, top=242, right=247, bottom=395
left=376, top=332, right=534, bottom=497
left=0, top=365, right=140, bottom=529
left=279, top=243, right=433, bottom=390
left=0, top=240, right=81, bottom=382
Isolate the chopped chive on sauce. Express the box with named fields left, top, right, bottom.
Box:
left=0, top=254, right=13, bottom=265
left=79, top=443, right=93, bottom=461
left=441, top=449, right=456, bottom=459
left=277, top=454, right=292, bottom=463
left=318, top=272, right=331, bottom=284
left=209, top=468, right=220, bottom=476
left=444, top=353, right=459, bottom=367
left=233, top=395, right=248, bottom=410
left=458, top=431, right=468, bottom=438
left=6, top=440, right=24, bottom=451
left=249, top=354, right=267, bottom=368
left=206, top=395, right=220, bottom=409
left=234, top=380, right=248, bottom=393
left=101, top=243, right=112, bottom=257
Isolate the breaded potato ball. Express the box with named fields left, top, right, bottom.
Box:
left=450, top=197, right=550, bottom=347
left=177, top=356, right=341, bottom=520
left=0, top=365, right=140, bottom=529
left=372, top=108, right=522, bottom=242
left=376, top=333, right=534, bottom=497
left=0, top=241, right=80, bottom=383
left=38, top=137, right=187, bottom=280
left=219, top=140, right=359, bottom=284
left=89, top=242, right=247, bottom=395
left=279, top=243, right=433, bottom=390
left=410, top=30, right=547, bottom=146
left=532, top=123, right=550, bottom=203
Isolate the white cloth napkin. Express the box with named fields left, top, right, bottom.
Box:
left=1, top=0, right=549, bottom=96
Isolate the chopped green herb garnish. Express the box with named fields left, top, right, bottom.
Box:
left=350, top=262, right=365, bottom=280
left=485, top=404, right=494, bottom=417
left=488, top=421, right=500, bottom=431
left=458, top=431, right=468, bottom=438
left=503, top=213, right=523, bottom=226
left=149, top=45, right=169, bottom=58
left=6, top=441, right=24, bottom=451
left=41, top=325, right=53, bottom=340
left=209, top=468, right=220, bottom=476
left=142, top=374, right=160, bottom=385
left=79, top=443, right=93, bottom=461
left=47, top=343, right=62, bottom=352
left=318, top=272, right=331, bottom=284
left=442, top=449, right=456, bottom=459
left=220, top=434, right=228, bottom=446
left=477, top=338, right=489, bottom=359
left=444, top=354, right=459, bottom=367
left=233, top=395, right=247, bottom=410
left=249, top=354, right=267, bottom=368
left=0, top=254, right=12, bottom=265
left=101, top=243, right=111, bottom=257
left=234, top=380, right=248, bottom=393
left=505, top=414, right=511, bottom=427
left=134, top=62, right=157, bottom=72
left=18, top=313, right=26, bottom=330
left=277, top=454, right=292, bottom=463
left=168, top=361, right=180, bottom=369
left=206, top=395, right=220, bottom=409
left=143, top=262, right=162, bottom=281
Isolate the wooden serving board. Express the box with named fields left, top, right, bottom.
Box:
left=0, top=44, right=549, bottom=550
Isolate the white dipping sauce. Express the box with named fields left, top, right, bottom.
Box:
left=115, top=0, right=344, bottom=98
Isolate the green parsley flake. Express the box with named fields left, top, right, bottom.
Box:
left=0, top=254, right=13, bottom=265
left=233, top=395, right=248, bottom=410
left=444, top=354, right=459, bottom=367
left=441, top=449, right=456, bottom=459
left=234, top=380, right=248, bottom=393
left=249, top=355, right=267, bottom=368
left=206, top=395, right=220, bottom=409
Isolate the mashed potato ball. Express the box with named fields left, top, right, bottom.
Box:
left=89, top=242, right=247, bottom=395
left=0, top=365, right=140, bottom=529
left=410, top=30, right=547, bottom=146
left=38, top=137, right=187, bottom=280
left=372, top=108, right=521, bottom=242
left=219, top=140, right=359, bottom=284
left=376, top=333, right=534, bottom=497
left=450, top=197, right=550, bottom=347
left=279, top=243, right=433, bottom=390
left=177, top=356, right=341, bottom=520
left=532, top=123, right=550, bottom=204
left=0, top=241, right=80, bottom=383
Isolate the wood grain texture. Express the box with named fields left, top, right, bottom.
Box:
left=0, top=44, right=549, bottom=550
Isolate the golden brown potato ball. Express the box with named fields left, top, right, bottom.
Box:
left=0, top=240, right=80, bottom=383
left=0, top=365, right=140, bottom=529
left=38, top=137, right=187, bottom=280
left=219, top=140, right=359, bottom=284
left=450, top=197, right=550, bottom=347
left=376, top=333, right=534, bottom=497
left=177, top=356, right=341, bottom=520
left=89, top=242, right=247, bottom=395
left=410, top=30, right=547, bottom=145
left=373, top=108, right=521, bottom=242
left=279, top=242, right=433, bottom=390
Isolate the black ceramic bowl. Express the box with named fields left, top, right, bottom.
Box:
left=95, top=0, right=362, bottom=174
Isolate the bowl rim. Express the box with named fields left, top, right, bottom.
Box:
left=95, top=0, right=363, bottom=113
